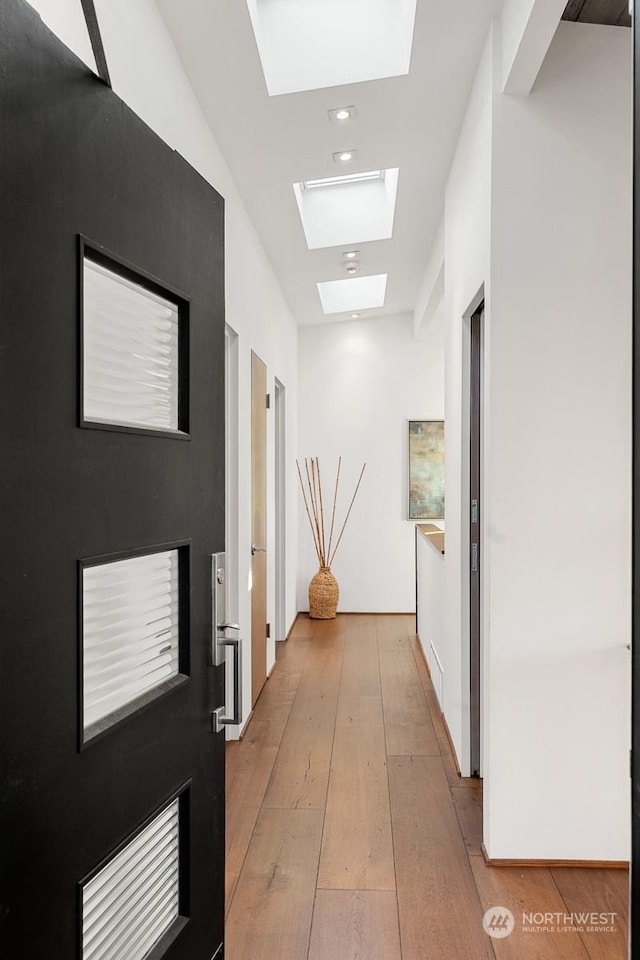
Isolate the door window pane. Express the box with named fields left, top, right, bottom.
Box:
left=82, top=800, right=180, bottom=960
left=82, top=550, right=180, bottom=735
left=83, top=257, right=181, bottom=432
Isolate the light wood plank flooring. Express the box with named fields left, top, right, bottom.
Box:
left=225, top=614, right=629, bottom=960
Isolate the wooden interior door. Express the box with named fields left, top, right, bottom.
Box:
left=251, top=351, right=268, bottom=705
left=0, top=3, right=226, bottom=957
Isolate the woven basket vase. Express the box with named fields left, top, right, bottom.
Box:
left=309, top=567, right=339, bottom=619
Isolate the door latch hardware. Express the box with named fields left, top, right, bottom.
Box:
left=471, top=499, right=478, bottom=524
left=212, top=635, right=242, bottom=732
left=211, top=553, right=243, bottom=732
left=471, top=542, right=479, bottom=573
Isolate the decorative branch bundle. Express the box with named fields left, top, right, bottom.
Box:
left=296, top=457, right=366, bottom=569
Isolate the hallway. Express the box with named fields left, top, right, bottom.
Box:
left=225, top=614, right=628, bottom=960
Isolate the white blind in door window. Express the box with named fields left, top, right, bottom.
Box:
left=83, top=258, right=180, bottom=431
left=83, top=550, right=180, bottom=731
left=82, top=800, right=180, bottom=960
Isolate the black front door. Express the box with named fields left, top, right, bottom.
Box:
left=0, top=3, right=226, bottom=958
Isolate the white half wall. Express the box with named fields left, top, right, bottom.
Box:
left=486, top=20, right=632, bottom=861
left=416, top=531, right=445, bottom=707
left=26, top=0, right=300, bottom=738
left=298, top=313, right=444, bottom=613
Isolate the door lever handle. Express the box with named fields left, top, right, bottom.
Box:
left=251, top=544, right=266, bottom=555
left=218, top=622, right=240, bottom=632
left=213, top=636, right=243, bottom=732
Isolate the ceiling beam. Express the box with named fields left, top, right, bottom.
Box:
left=562, top=0, right=589, bottom=19
left=502, top=0, right=567, bottom=95
left=562, top=0, right=631, bottom=25
left=80, top=0, right=111, bottom=87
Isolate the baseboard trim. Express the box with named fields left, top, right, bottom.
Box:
left=481, top=844, right=629, bottom=869
left=341, top=611, right=415, bottom=615
left=413, top=631, right=432, bottom=678
left=440, top=708, right=462, bottom=778
left=297, top=610, right=415, bottom=617
left=237, top=709, right=254, bottom=739
left=285, top=612, right=301, bottom=638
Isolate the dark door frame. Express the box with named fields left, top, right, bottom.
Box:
left=632, top=8, right=639, bottom=955
left=469, top=305, right=484, bottom=779
left=251, top=350, right=268, bottom=706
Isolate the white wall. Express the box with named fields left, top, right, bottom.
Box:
left=438, top=16, right=631, bottom=859
left=27, top=0, right=300, bottom=737
left=442, top=30, right=494, bottom=775
left=298, top=313, right=444, bottom=612
left=485, top=20, right=632, bottom=860
left=414, top=221, right=444, bottom=341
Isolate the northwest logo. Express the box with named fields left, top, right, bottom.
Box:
left=482, top=907, right=515, bottom=939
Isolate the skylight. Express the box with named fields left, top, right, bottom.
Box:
left=317, top=275, right=387, bottom=315
left=302, top=171, right=385, bottom=191
left=293, top=168, right=399, bottom=250
left=245, top=0, right=418, bottom=96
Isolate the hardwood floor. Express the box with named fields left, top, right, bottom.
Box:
left=225, top=614, right=629, bottom=960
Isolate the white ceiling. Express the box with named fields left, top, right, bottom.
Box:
left=156, top=0, right=505, bottom=327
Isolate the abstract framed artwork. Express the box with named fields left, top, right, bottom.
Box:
left=408, top=420, right=445, bottom=520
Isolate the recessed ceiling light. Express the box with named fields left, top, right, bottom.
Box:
left=333, top=149, right=356, bottom=164
left=328, top=106, right=357, bottom=123
left=342, top=250, right=359, bottom=260
left=351, top=313, right=360, bottom=319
